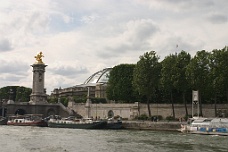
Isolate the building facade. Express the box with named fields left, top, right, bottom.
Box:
left=51, top=68, right=111, bottom=100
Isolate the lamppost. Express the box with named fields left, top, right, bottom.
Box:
left=17, top=87, right=25, bottom=102
left=96, top=101, right=97, bottom=120
left=86, top=87, right=91, bottom=118
left=17, top=91, right=21, bottom=102
left=1, top=101, right=4, bottom=117
left=7, top=88, right=14, bottom=104
left=0, top=91, right=6, bottom=117
left=0, top=90, right=4, bottom=117
left=9, top=89, right=13, bottom=100
left=0, top=90, right=1, bottom=99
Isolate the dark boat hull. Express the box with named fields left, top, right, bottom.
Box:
left=106, top=121, right=123, bottom=129
left=0, top=117, right=8, bottom=125
left=48, top=121, right=107, bottom=129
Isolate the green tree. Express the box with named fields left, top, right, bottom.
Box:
left=133, top=51, right=161, bottom=117
left=91, top=97, right=107, bottom=103
left=174, top=51, right=191, bottom=117
left=15, top=86, right=32, bottom=102
left=47, top=96, right=58, bottom=103
left=58, top=97, right=69, bottom=107
left=73, top=95, right=87, bottom=103
left=186, top=50, right=211, bottom=116
left=0, top=87, right=9, bottom=101
left=209, top=49, right=221, bottom=116
left=209, top=47, right=228, bottom=115
left=0, top=86, right=20, bottom=101
left=161, top=53, right=178, bottom=119
left=106, top=64, right=136, bottom=103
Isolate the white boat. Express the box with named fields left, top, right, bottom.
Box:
left=7, top=114, right=48, bottom=127
left=180, top=117, right=228, bottom=136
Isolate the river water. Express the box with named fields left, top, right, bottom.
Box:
left=0, top=125, right=227, bottom=152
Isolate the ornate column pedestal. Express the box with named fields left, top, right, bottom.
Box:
left=29, top=52, right=48, bottom=104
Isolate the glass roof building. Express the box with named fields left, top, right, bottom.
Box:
left=51, top=68, right=112, bottom=100
left=83, top=68, right=112, bottom=85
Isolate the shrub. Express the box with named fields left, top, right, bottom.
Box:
left=165, top=116, right=179, bottom=121
left=151, top=115, right=163, bottom=121
left=184, top=115, right=192, bottom=121
left=136, top=114, right=148, bottom=120
left=91, top=97, right=107, bottom=103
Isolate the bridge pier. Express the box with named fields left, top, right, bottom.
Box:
left=4, top=102, right=70, bottom=118
left=29, top=63, right=48, bottom=104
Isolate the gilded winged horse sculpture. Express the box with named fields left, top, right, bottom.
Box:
left=34, top=52, right=44, bottom=64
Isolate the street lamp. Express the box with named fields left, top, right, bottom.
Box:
left=1, top=101, right=5, bottom=117
left=7, top=88, right=14, bottom=104
left=0, top=91, right=5, bottom=117
left=9, top=89, right=13, bottom=100
left=0, top=90, right=2, bottom=102
left=86, top=87, right=91, bottom=118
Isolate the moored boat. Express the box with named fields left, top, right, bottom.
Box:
left=47, top=116, right=107, bottom=129
left=105, top=117, right=123, bottom=129
left=7, top=114, right=48, bottom=127
left=180, top=117, right=228, bottom=136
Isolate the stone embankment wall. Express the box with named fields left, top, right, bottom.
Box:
left=122, top=121, right=183, bottom=131
left=68, top=102, right=228, bottom=120
left=68, top=102, right=139, bottom=119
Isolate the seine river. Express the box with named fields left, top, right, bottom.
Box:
left=0, top=125, right=227, bottom=152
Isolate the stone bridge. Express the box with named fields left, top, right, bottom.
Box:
left=0, top=102, right=79, bottom=118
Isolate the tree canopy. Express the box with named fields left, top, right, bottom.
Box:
left=0, top=86, right=32, bottom=102
left=106, top=64, right=136, bottom=102
left=106, top=47, right=228, bottom=108
left=133, top=51, right=161, bottom=117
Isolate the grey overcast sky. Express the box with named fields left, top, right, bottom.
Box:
left=0, top=0, right=227, bottom=94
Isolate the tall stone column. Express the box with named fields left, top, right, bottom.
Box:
left=30, top=52, right=48, bottom=104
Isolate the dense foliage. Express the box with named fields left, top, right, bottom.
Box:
left=0, top=86, right=32, bottom=102
left=160, top=53, right=178, bottom=118
left=106, top=47, right=228, bottom=118
left=133, top=51, right=161, bottom=117
left=47, top=95, right=107, bottom=106
left=106, top=64, right=137, bottom=102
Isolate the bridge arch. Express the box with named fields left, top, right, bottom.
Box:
left=47, top=108, right=56, bottom=116
left=15, top=109, right=27, bottom=115
left=0, top=108, right=7, bottom=117
left=108, top=110, right=114, bottom=118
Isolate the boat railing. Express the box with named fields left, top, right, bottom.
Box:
left=7, top=114, right=43, bottom=121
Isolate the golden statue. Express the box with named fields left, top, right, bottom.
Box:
left=34, top=52, right=44, bottom=64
